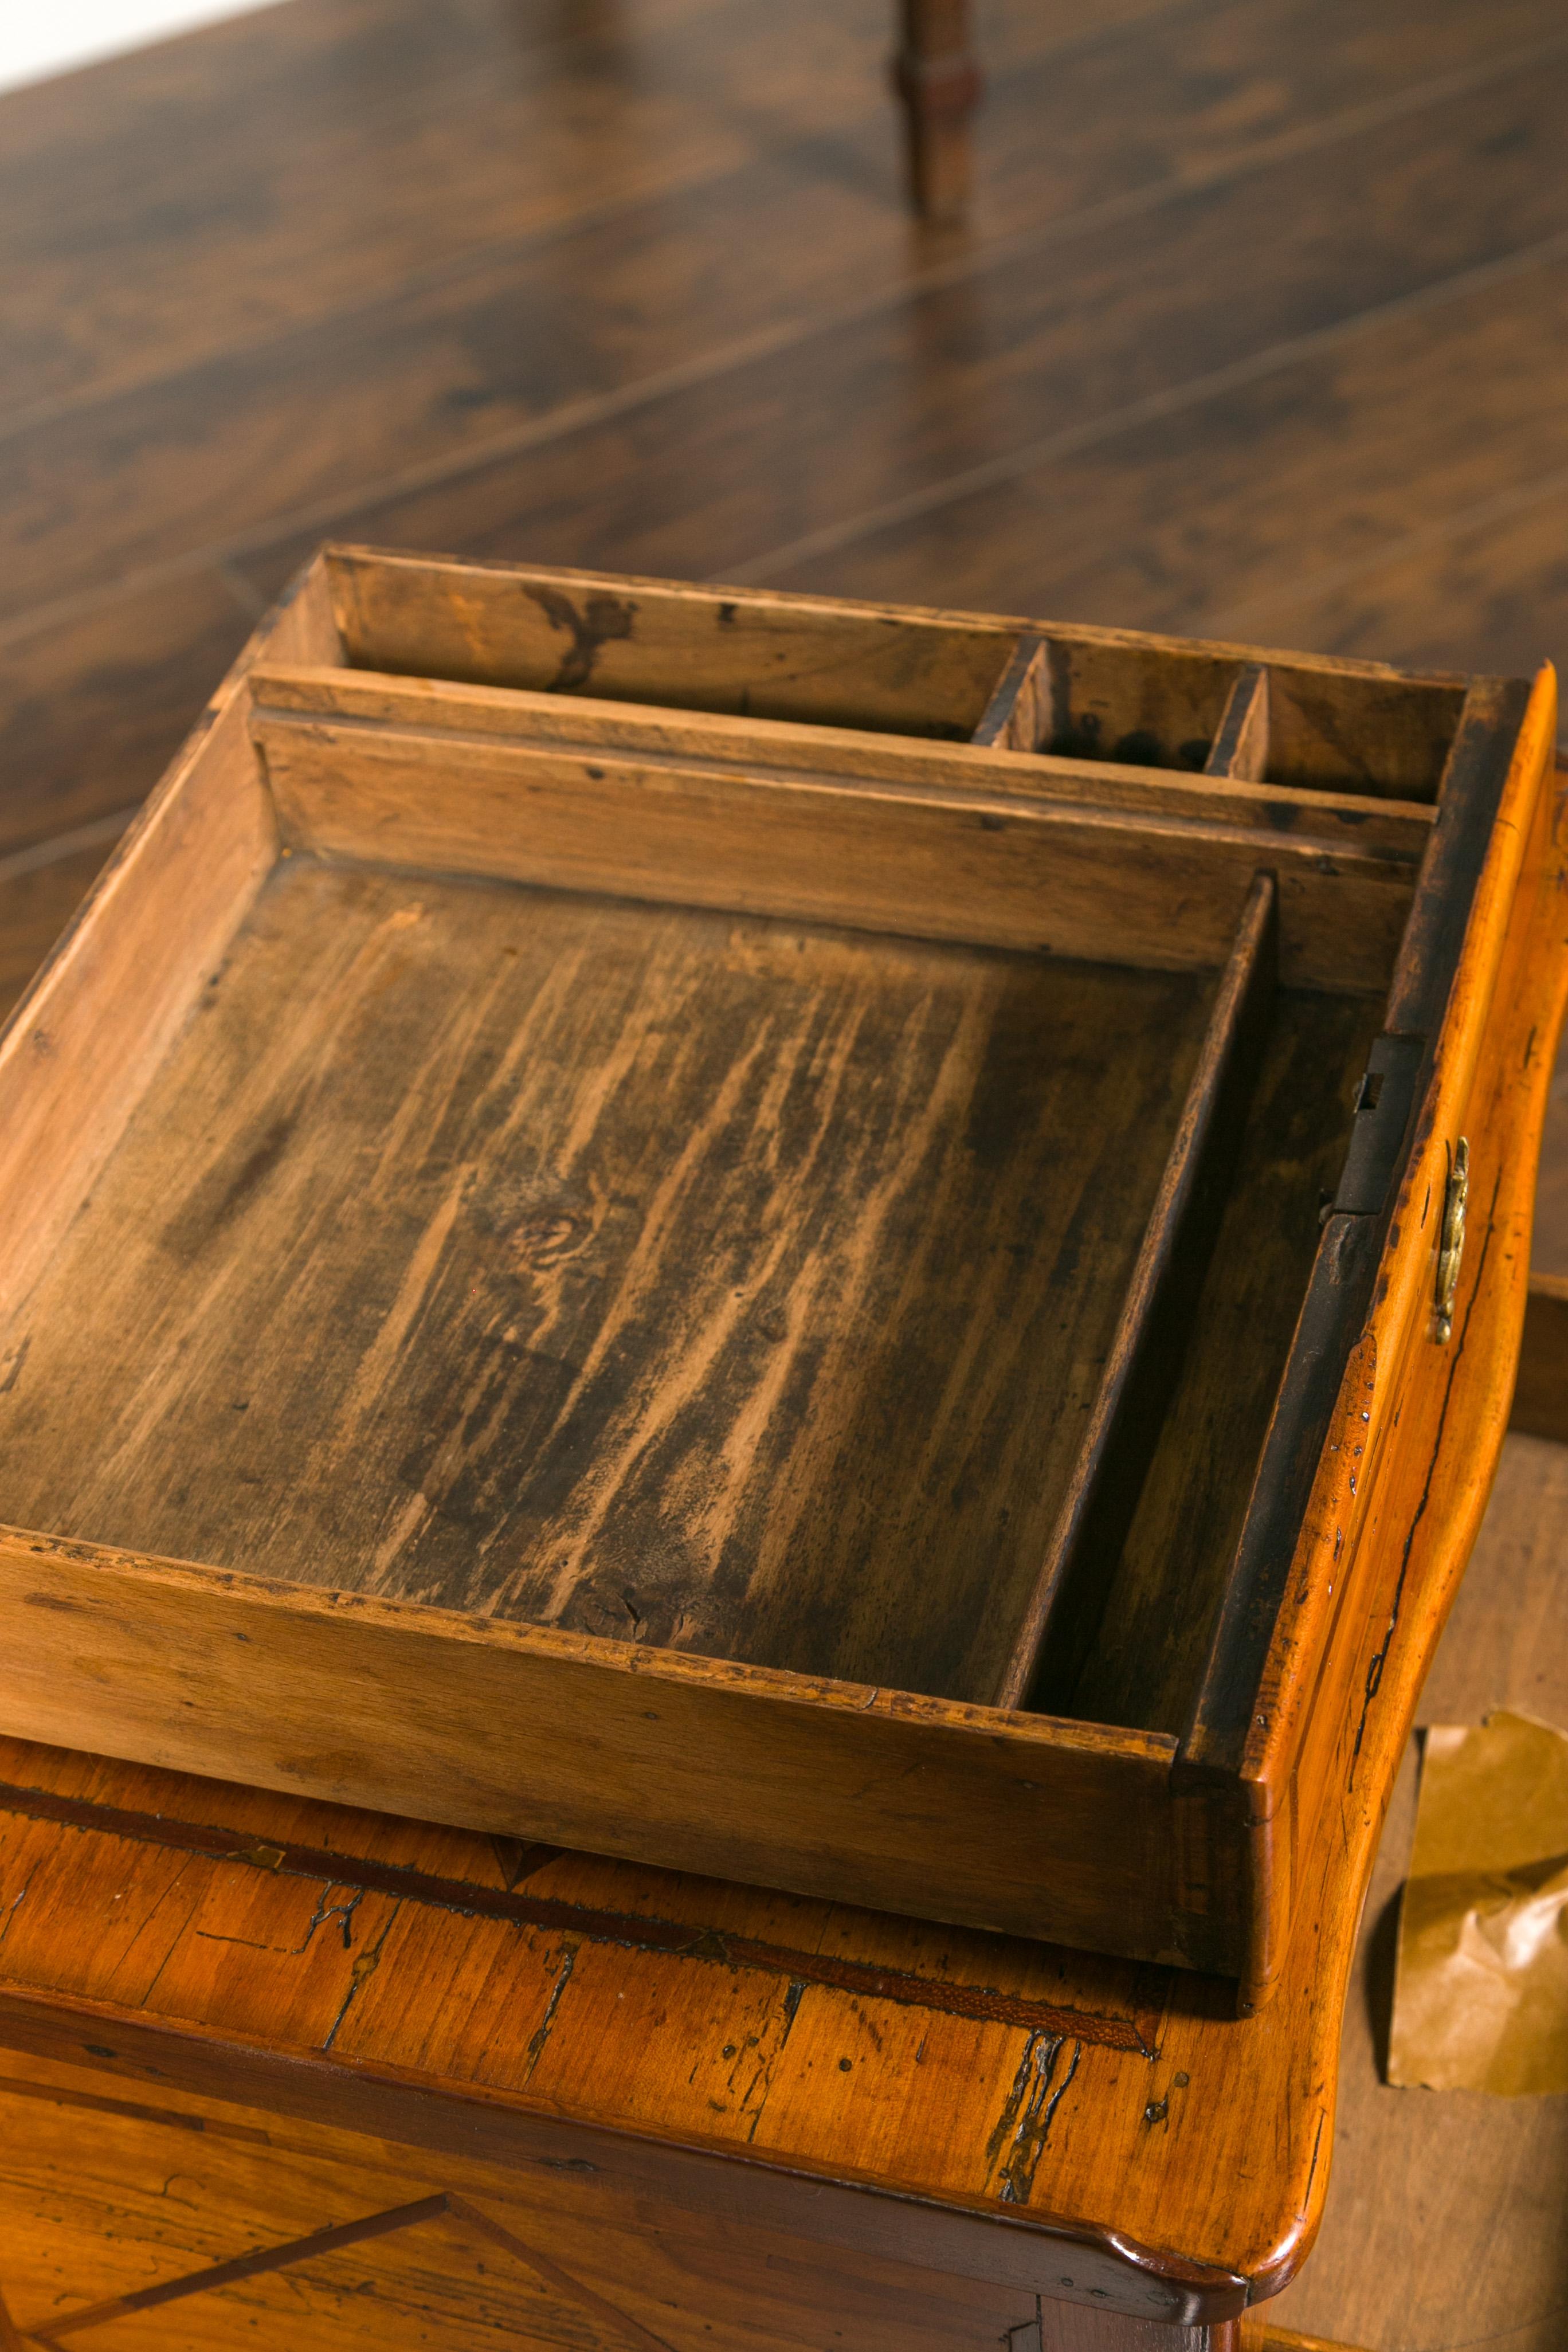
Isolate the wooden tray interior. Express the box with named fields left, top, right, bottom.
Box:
left=0, top=854, right=1375, bottom=1719
left=0, top=554, right=1492, bottom=1741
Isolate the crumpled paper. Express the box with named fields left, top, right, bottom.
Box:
left=1388, top=1709, right=1568, bottom=2094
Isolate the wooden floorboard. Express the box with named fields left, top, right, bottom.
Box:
left=1, top=0, right=1566, bottom=2343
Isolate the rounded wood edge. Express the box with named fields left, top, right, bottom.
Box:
left=0, top=1987, right=1248, bottom=2329
left=1213, top=662, right=1568, bottom=2289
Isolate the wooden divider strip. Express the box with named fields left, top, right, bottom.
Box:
left=970, top=632, right=1050, bottom=750
left=993, top=872, right=1280, bottom=1712
left=1206, top=665, right=1271, bottom=783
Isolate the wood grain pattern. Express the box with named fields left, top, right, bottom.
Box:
left=970, top=634, right=1050, bottom=752
left=892, top=0, right=981, bottom=225
left=1064, top=992, right=1382, bottom=1736
left=252, top=708, right=1417, bottom=993
left=323, top=547, right=1469, bottom=798
left=1, top=0, right=1566, bottom=2334
left=0, top=754, right=1558, bottom=2346
left=249, top=661, right=1440, bottom=857
left=0, top=552, right=1542, bottom=1997
left=0, top=681, right=274, bottom=1327
left=327, top=550, right=1019, bottom=738
left=0, top=2040, right=1202, bottom=2350
left=1221, top=673, right=1563, bottom=2008
left=998, top=874, right=1281, bottom=1711
left=0, top=857, right=1209, bottom=1700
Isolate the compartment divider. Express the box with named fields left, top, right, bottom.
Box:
left=1205, top=664, right=1271, bottom=782
left=993, top=871, right=1280, bottom=1714
left=970, top=633, right=1050, bottom=750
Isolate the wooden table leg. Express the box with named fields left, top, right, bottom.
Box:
left=892, top=0, right=981, bottom=222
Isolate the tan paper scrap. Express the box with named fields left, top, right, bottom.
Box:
left=1389, top=1709, right=1568, bottom=2095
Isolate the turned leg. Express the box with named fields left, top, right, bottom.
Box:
left=892, top=0, right=982, bottom=224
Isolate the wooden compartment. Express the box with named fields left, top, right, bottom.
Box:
left=0, top=548, right=1557, bottom=1999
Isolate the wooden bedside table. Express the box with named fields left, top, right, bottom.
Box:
left=1, top=770, right=1562, bottom=2346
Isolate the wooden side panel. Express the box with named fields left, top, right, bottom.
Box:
left=1230, top=677, right=1565, bottom=2006
left=322, top=548, right=1468, bottom=794
left=252, top=714, right=1413, bottom=991
left=1055, top=1000, right=1382, bottom=1738
left=0, top=685, right=276, bottom=1320
left=0, top=552, right=340, bottom=1327
left=1204, top=667, right=1270, bottom=783
left=0, top=2046, right=1070, bottom=2352
left=257, top=550, right=345, bottom=669
left=325, top=548, right=1017, bottom=739
left=0, top=1534, right=1243, bottom=1968
left=1180, top=675, right=1543, bottom=1777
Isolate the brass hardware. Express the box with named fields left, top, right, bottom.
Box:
left=1436, top=1137, right=1469, bottom=1344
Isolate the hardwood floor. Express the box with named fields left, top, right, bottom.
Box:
left=1, top=3, right=1565, bottom=2346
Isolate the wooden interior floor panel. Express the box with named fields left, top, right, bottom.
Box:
left=0, top=859, right=1210, bottom=1702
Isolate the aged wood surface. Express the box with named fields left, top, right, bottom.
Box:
left=248, top=660, right=1440, bottom=857
left=2, top=1, right=1566, bottom=2335
left=327, top=550, right=1020, bottom=737
left=999, top=875, right=1283, bottom=1711
left=0, top=857, right=1209, bottom=1697
left=1063, top=988, right=1380, bottom=1735
left=0, top=552, right=1541, bottom=1988
left=1197, top=671, right=1561, bottom=2008
left=1204, top=667, right=1271, bottom=785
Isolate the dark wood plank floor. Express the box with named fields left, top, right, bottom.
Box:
left=2, top=4, right=1566, bottom=2346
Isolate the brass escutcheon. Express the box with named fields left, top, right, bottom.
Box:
left=1436, top=1136, right=1469, bottom=1344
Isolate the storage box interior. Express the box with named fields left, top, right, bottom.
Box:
left=0, top=556, right=1487, bottom=1748
left=0, top=852, right=1379, bottom=1723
